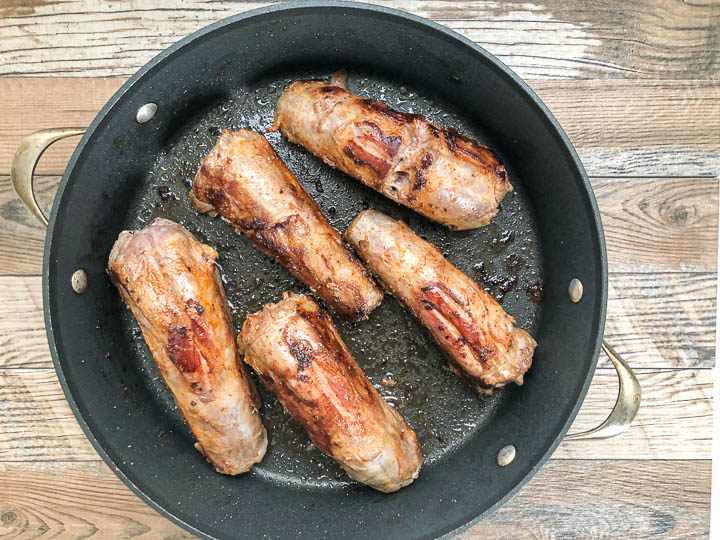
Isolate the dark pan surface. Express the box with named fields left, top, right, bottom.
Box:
left=43, top=3, right=606, bottom=539
left=118, top=67, right=543, bottom=488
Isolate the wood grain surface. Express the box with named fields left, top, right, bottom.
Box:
left=0, top=460, right=709, bottom=539
left=2, top=78, right=719, bottom=175
left=0, top=365, right=711, bottom=461
left=0, top=0, right=716, bottom=538
left=2, top=175, right=717, bottom=276
left=1, top=0, right=717, bottom=79
left=0, top=273, right=715, bottom=370
left=467, top=460, right=712, bottom=539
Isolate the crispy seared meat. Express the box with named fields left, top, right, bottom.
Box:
left=107, top=218, right=267, bottom=474
left=271, top=74, right=512, bottom=230
left=190, top=129, right=383, bottom=321
left=345, top=210, right=536, bottom=391
left=238, top=292, right=422, bottom=492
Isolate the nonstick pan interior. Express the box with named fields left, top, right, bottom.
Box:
left=45, top=4, right=605, bottom=538
left=111, top=66, right=544, bottom=489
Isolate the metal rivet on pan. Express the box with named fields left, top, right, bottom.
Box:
left=497, top=445, right=516, bottom=467
left=136, top=103, right=158, bottom=124
left=569, top=278, right=584, bottom=303
left=71, top=269, right=88, bottom=294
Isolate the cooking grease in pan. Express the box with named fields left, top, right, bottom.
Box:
left=114, top=67, right=544, bottom=490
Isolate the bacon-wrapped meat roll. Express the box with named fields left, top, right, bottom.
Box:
left=345, top=210, right=536, bottom=391
left=238, top=292, right=422, bottom=492
left=271, top=74, right=512, bottom=230
left=190, top=129, right=383, bottom=321
left=107, top=218, right=267, bottom=474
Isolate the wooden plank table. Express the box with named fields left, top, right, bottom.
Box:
left=0, top=1, right=716, bottom=537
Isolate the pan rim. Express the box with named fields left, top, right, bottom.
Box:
left=42, top=2, right=608, bottom=539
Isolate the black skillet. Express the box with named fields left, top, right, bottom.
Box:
left=11, top=2, right=640, bottom=538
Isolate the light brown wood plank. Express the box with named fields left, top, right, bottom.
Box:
left=594, top=177, right=719, bottom=273
left=0, top=460, right=710, bottom=539
left=0, top=461, right=194, bottom=539
left=604, top=273, right=716, bottom=368
left=553, top=367, right=712, bottom=460
left=3, top=176, right=716, bottom=275
left=577, top=146, right=719, bottom=178
left=0, top=366, right=711, bottom=462
left=1, top=265, right=715, bottom=370
left=442, top=1, right=720, bottom=80
left=0, top=77, right=124, bottom=175
left=1, top=78, right=719, bottom=176
left=5, top=174, right=713, bottom=278
left=463, top=459, right=711, bottom=539
left=0, top=175, right=54, bottom=277
left=530, top=79, right=720, bottom=148
left=0, top=1, right=717, bottom=80
left=0, top=369, right=99, bottom=462
left=0, top=277, right=49, bottom=370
